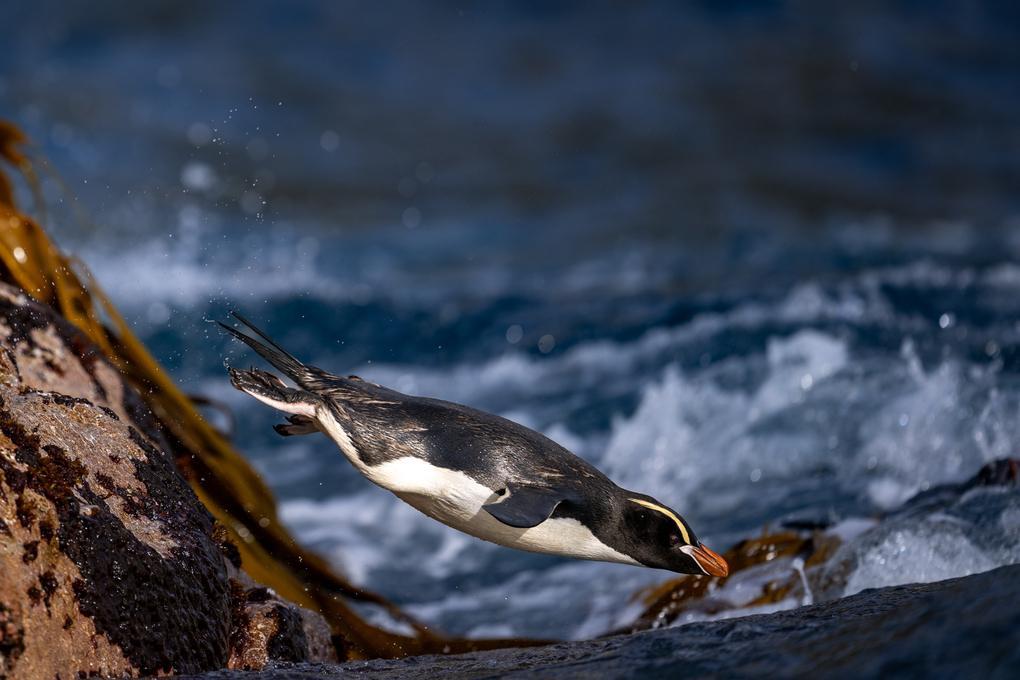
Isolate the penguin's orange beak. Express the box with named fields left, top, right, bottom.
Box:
left=690, top=543, right=729, bottom=577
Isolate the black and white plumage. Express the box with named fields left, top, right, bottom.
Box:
left=220, top=312, right=728, bottom=577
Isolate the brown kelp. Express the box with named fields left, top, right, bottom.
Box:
left=622, top=529, right=842, bottom=633
left=0, top=120, right=545, bottom=660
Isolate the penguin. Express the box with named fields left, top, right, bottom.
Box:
left=219, top=312, right=728, bottom=577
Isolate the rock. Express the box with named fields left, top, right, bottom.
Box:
left=172, top=561, right=1020, bottom=680
left=300, top=609, right=341, bottom=667
left=813, top=458, right=1020, bottom=602
left=0, top=284, right=337, bottom=677
left=228, top=576, right=341, bottom=670
left=0, top=285, right=234, bottom=677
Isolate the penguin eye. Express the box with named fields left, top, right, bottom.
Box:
left=669, top=534, right=681, bottom=547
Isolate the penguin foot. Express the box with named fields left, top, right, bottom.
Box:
left=226, top=365, right=320, bottom=418
left=274, top=414, right=318, bottom=437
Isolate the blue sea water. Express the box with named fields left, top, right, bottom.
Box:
left=2, top=0, right=1020, bottom=641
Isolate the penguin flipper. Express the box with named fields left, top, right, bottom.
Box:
left=483, top=484, right=573, bottom=528
left=274, top=414, right=318, bottom=437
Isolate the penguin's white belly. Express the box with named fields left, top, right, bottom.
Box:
left=362, top=456, right=641, bottom=566
left=314, top=409, right=638, bottom=564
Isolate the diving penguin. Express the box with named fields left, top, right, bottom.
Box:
left=220, top=312, right=728, bottom=576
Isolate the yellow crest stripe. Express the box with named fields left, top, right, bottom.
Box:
left=629, top=498, right=691, bottom=544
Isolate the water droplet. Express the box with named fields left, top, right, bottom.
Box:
left=350, top=283, right=373, bottom=306
left=750, top=469, right=761, bottom=482
left=187, top=122, right=212, bottom=146
left=254, top=168, right=276, bottom=190
left=538, top=335, right=555, bottom=353
left=415, top=161, right=435, bottom=182
left=239, top=190, right=264, bottom=216
left=296, top=237, right=319, bottom=262
left=398, top=177, right=417, bottom=198
left=899, top=414, right=909, bottom=427
left=157, top=64, right=182, bottom=89
left=246, top=137, right=269, bottom=161
left=506, top=325, right=523, bottom=344
left=320, top=130, right=340, bottom=152
left=148, top=303, right=170, bottom=324
left=402, top=207, right=421, bottom=229
left=180, top=161, right=218, bottom=192
left=50, top=122, right=73, bottom=148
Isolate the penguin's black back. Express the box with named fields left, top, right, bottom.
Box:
left=313, top=373, right=615, bottom=500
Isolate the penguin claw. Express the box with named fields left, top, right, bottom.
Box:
left=264, top=371, right=287, bottom=388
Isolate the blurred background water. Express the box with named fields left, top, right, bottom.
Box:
left=2, top=0, right=1020, bottom=641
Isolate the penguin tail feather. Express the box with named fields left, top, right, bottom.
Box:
left=219, top=310, right=307, bottom=382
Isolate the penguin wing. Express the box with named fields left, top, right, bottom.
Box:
left=482, top=482, right=579, bottom=528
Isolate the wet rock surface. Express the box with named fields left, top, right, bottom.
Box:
left=176, top=561, right=1020, bottom=680
left=228, top=577, right=341, bottom=671
left=0, top=285, right=232, bottom=676
left=0, top=284, right=335, bottom=677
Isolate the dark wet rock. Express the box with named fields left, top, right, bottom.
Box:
left=0, top=285, right=232, bottom=676
left=0, top=284, right=337, bottom=677
left=174, top=561, right=1020, bottom=680
left=228, top=578, right=341, bottom=670
left=882, top=458, right=1019, bottom=523
left=813, top=459, right=1020, bottom=603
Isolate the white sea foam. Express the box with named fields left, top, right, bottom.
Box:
left=74, top=210, right=356, bottom=312
left=814, top=484, right=1020, bottom=603
left=842, top=529, right=996, bottom=597
left=279, top=489, right=490, bottom=585
left=599, top=329, right=850, bottom=514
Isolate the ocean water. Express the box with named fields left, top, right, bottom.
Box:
left=3, top=0, right=1020, bottom=643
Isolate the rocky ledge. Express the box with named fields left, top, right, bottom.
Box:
left=178, top=560, right=1020, bottom=680
left=0, top=284, right=337, bottom=678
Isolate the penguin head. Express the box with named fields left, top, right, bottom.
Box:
left=613, top=494, right=729, bottom=576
